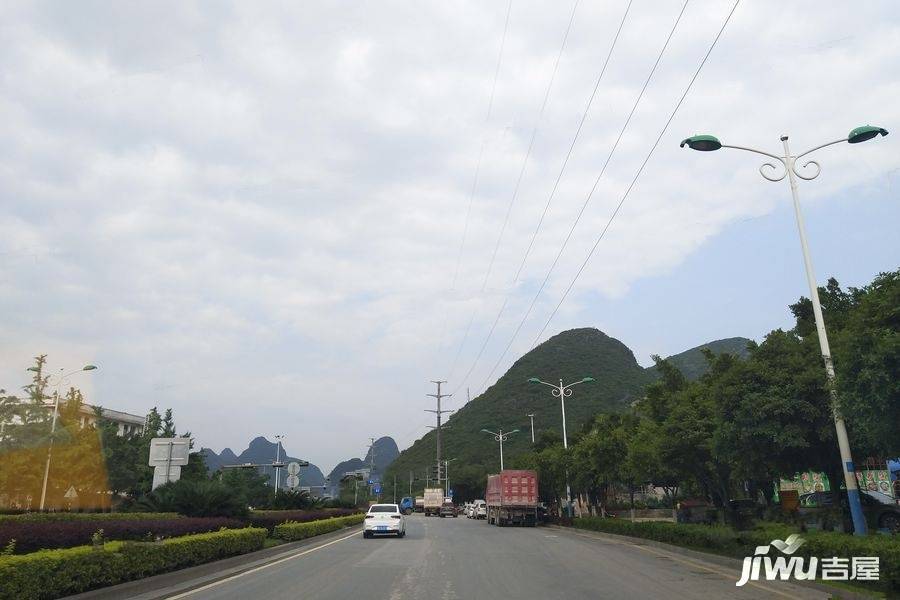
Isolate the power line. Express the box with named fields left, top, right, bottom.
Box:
left=462, top=0, right=685, bottom=394
left=446, top=0, right=580, bottom=382
left=438, top=1, right=515, bottom=369
left=530, top=0, right=741, bottom=349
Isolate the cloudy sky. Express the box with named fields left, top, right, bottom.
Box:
left=2, top=1, right=898, bottom=472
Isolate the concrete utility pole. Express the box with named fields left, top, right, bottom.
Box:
left=273, top=435, right=285, bottom=492
left=526, top=413, right=536, bottom=443
left=426, top=380, right=452, bottom=487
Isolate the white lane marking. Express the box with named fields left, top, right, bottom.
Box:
left=167, top=530, right=360, bottom=599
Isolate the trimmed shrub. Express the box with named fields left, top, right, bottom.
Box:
left=572, top=517, right=899, bottom=594
left=0, top=527, right=266, bottom=600
left=273, top=514, right=365, bottom=541
left=0, top=517, right=243, bottom=554
left=0, top=512, right=179, bottom=523
left=133, top=480, right=248, bottom=518
left=246, top=508, right=359, bottom=532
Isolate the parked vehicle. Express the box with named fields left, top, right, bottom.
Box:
left=473, top=499, right=486, bottom=519
left=399, top=496, right=414, bottom=515
left=363, top=503, right=406, bottom=538
left=423, top=488, right=444, bottom=517
left=464, top=503, right=475, bottom=518
left=414, top=496, right=425, bottom=513
left=485, top=470, right=538, bottom=527
left=439, top=500, right=457, bottom=518
left=800, top=490, right=900, bottom=533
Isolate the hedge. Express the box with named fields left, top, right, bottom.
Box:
left=572, top=517, right=900, bottom=594
left=1, top=516, right=243, bottom=554
left=0, top=527, right=266, bottom=600
left=245, top=508, right=358, bottom=532
left=0, top=512, right=180, bottom=523
left=273, top=514, right=365, bottom=541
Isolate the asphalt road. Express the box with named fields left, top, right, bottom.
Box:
left=167, top=515, right=828, bottom=600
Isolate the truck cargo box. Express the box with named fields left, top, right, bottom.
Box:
left=485, top=470, right=539, bottom=527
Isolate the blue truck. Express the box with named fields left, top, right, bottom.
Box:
left=399, top=496, right=414, bottom=514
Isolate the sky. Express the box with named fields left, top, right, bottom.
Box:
left=1, top=1, right=898, bottom=473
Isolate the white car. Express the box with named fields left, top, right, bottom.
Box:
left=363, top=503, right=406, bottom=538
left=473, top=499, right=487, bottom=519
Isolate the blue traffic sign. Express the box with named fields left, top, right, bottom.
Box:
left=448, top=489, right=453, bottom=496
left=373, top=485, right=382, bottom=494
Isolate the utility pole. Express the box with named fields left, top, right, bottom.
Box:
left=409, top=470, right=413, bottom=496
left=368, top=437, right=376, bottom=498
left=526, top=413, right=536, bottom=443
left=273, top=435, right=285, bottom=493
left=426, top=380, right=452, bottom=488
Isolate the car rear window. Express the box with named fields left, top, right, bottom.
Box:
left=369, top=505, right=399, bottom=513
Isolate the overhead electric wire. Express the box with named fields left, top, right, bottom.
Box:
left=445, top=0, right=580, bottom=384
left=479, top=0, right=741, bottom=393
left=530, top=0, right=741, bottom=349
left=447, top=0, right=630, bottom=390
left=436, top=0, right=515, bottom=374
left=457, top=0, right=685, bottom=395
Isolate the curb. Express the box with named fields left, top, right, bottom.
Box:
left=65, top=525, right=360, bottom=600
left=547, top=525, right=878, bottom=600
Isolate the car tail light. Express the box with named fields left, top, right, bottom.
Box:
left=390, top=515, right=402, bottom=519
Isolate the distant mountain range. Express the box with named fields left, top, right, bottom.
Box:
left=201, top=435, right=400, bottom=493
left=386, top=328, right=752, bottom=494
left=201, top=436, right=326, bottom=489
left=325, top=437, right=399, bottom=496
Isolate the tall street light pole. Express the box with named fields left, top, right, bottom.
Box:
left=528, top=376, right=594, bottom=518
left=273, top=435, right=285, bottom=493
left=680, top=124, right=889, bottom=536
left=27, top=364, right=98, bottom=511
left=526, top=413, right=536, bottom=444
left=481, top=429, right=518, bottom=471
left=444, top=458, right=457, bottom=497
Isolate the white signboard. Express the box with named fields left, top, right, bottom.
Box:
left=148, top=438, right=190, bottom=467
left=64, top=486, right=78, bottom=499
left=285, top=475, right=300, bottom=489
left=287, top=462, right=301, bottom=476
left=152, top=465, right=181, bottom=490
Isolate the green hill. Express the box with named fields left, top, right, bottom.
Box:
left=385, top=328, right=653, bottom=499
left=646, top=337, right=752, bottom=381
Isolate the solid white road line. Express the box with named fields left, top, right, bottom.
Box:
left=166, top=530, right=360, bottom=599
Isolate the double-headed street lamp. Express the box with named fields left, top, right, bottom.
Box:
left=528, top=376, right=594, bottom=517
left=680, top=124, right=889, bottom=536
left=481, top=429, right=518, bottom=471
left=26, top=364, right=99, bottom=510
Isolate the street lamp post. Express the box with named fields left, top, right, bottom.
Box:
left=526, top=413, right=536, bottom=444
left=27, top=364, right=98, bottom=511
left=528, top=376, right=594, bottom=518
left=273, top=435, right=285, bottom=493
left=481, top=429, right=518, bottom=471
left=444, top=458, right=458, bottom=497
left=680, top=124, right=889, bottom=536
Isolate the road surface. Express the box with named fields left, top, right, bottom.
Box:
left=167, top=515, right=827, bottom=600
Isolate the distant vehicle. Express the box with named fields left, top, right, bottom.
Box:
left=423, top=488, right=444, bottom=517
left=414, top=496, right=425, bottom=513
left=439, top=500, right=457, bottom=518
left=800, top=490, right=900, bottom=533
left=363, top=503, right=406, bottom=538
left=486, top=470, right=538, bottom=527
left=399, top=496, right=414, bottom=514
left=464, top=502, right=474, bottom=518
left=473, top=499, right=486, bottom=519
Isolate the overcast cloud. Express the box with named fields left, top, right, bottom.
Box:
left=2, top=1, right=898, bottom=471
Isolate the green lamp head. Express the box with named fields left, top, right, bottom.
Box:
left=848, top=125, right=888, bottom=144
left=680, top=134, right=722, bottom=151
left=527, top=377, right=540, bottom=384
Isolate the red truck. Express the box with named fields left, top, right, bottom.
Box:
left=485, top=469, right=539, bottom=527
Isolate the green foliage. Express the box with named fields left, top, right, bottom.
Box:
left=133, top=479, right=248, bottom=518
left=572, top=517, right=900, bottom=594
left=0, top=527, right=266, bottom=600
left=272, top=514, right=365, bottom=541
left=0, top=512, right=179, bottom=522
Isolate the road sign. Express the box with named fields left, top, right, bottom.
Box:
left=64, top=486, right=78, bottom=499
left=448, top=489, right=453, bottom=496
left=373, top=485, right=381, bottom=494
left=287, top=462, right=301, bottom=476
left=148, top=438, right=190, bottom=467
left=285, top=475, right=300, bottom=489
left=152, top=465, right=181, bottom=490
